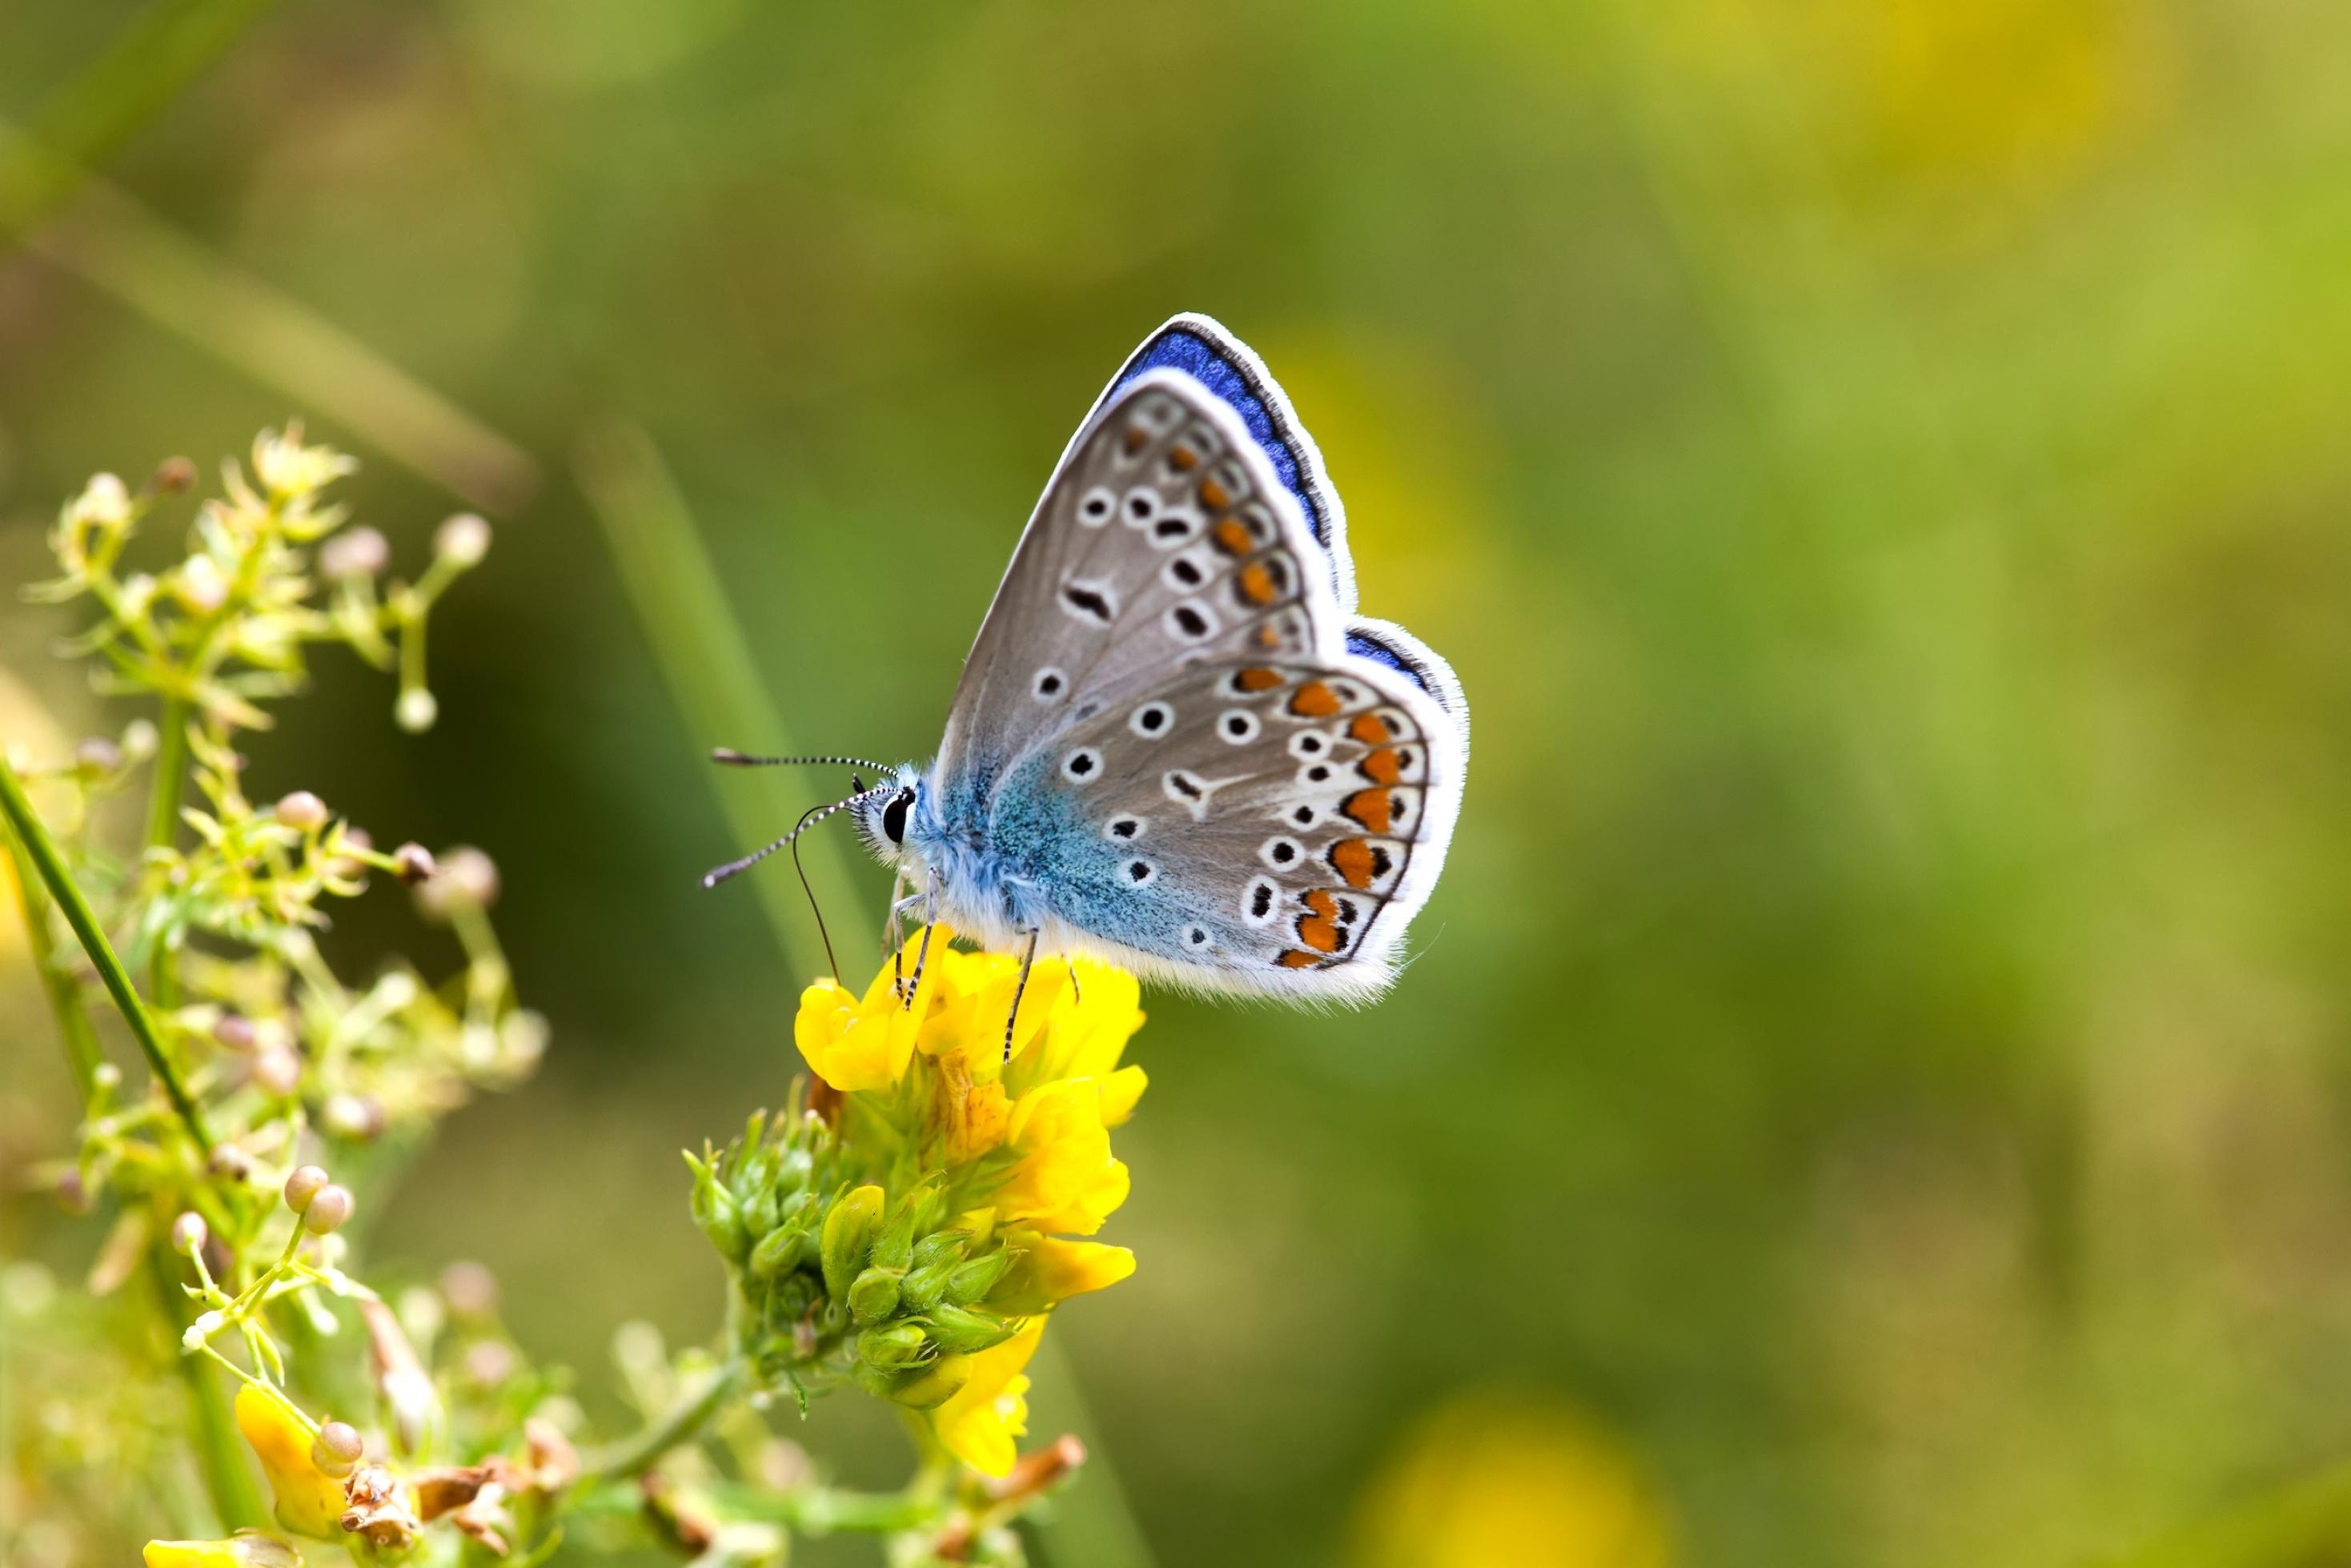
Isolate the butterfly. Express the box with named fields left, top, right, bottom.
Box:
left=711, top=314, right=1467, bottom=1024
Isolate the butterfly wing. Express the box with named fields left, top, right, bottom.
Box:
left=1002, top=652, right=1463, bottom=1000
left=936, top=364, right=1334, bottom=788
left=933, top=338, right=1466, bottom=1000
left=1095, top=313, right=1357, bottom=611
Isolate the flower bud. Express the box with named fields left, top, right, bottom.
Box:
left=393, top=842, right=435, bottom=884
left=849, top=1266, right=902, bottom=1325
left=73, top=736, right=122, bottom=772
left=71, top=473, right=130, bottom=528
left=302, top=1184, right=355, bottom=1235
left=741, top=1181, right=782, bottom=1240
left=283, top=1165, right=331, bottom=1213
left=211, top=1013, right=256, bottom=1052
left=688, top=1161, right=748, bottom=1264
left=54, top=1168, right=90, bottom=1215
left=921, top=1304, right=1019, bottom=1355
left=463, top=1339, right=519, bottom=1387
left=251, top=1044, right=302, bottom=1097
left=170, top=1211, right=209, bottom=1256
left=439, top=1259, right=499, bottom=1318
left=874, top=1355, right=971, bottom=1410
left=312, top=1419, right=364, bottom=1478
left=175, top=555, right=229, bottom=615
left=748, top=1225, right=807, bottom=1280
left=272, top=791, right=329, bottom=832
left=820, top=1185, right=885, bottom=1301
left=435, top=513, right=492, bottom=567
left=321, top=1092, right=386, bottom=1142
left=151, top=455, right=198, bottom=495
left=857, top=1321, right=929, bottom=1370
left=944, top=1248, right=1017, bottom=1305
left=319, top=526, right=390, bottom=579
left=395, top=688, right=438, bottom=733
left=870, top=1200, right=921, bottom=1275
left=122, top=718, right=158, bottom=759
left=416, top=846, right=499, bottom=920
left=912, top=1230, right=969, bottom=1270
left=899, top=1259, right=957, bottom=1316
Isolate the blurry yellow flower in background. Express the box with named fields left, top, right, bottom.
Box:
left=1352, top=1390, right=1675, bottom=1568
left=930, top=1316, right=1046, bottom=1476
left=143, top=1533, right=302, bottom=1568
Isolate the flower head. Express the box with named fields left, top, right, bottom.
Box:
left=234, top=1381, right=346, bottom=1538
left=704, top=928, right=1145, bottom=1476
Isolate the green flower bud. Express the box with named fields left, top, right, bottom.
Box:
left=870, top=1198, right=921, bottom=1274
left=741, top=1181, right=782, bottom=1240
left=921, top=1304, right=1019, bottom=1355
left=857, top=1321, right=929, bottom=1371
left=820, top=1185, right=885, bottom=1301
left=911, top=1230, right=969, bottom=1271
left=849, top=1266, right=903, bottom=1325
left=944, top=1248, right=1018, bottom=1305
left=886, top=1356, right=973, bottom=1410
left=900, top=1258, right=957, bottom=1316
left=689, top=1157, right=749, bottom=1264
left=749, top=1225, right=808, bottom=1280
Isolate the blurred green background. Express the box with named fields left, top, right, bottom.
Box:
left=6, top=1, right=2351, bottom=1564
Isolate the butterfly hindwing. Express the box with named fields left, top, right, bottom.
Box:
left=1006, top=652, right=1461, bottom=997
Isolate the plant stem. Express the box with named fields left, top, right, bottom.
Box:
left=579, top=1358, right=748, bottom=1486
left=3, top=822, right=106, bottom=1104
left=143, top=696, right=190, bottom=1006
left=0, top=752, right=211, bottom=1147
left=151, top=1245, right=270, bottom=1530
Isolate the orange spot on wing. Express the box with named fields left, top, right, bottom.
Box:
left=1342, top=788, right=1394, bottom=833
left=1212, top=518, right=1253, bottom=555
left=1358, top=748, right=1402, bottom=784
left=1304, top=889, right=1338, bottom=920
left=1276, top=948, right=1322, bottom=968
left=1169, top=445, right=1199, bottom=471
left=1238, top=562, right=1278, bottom=605
left=1329, top=838, right=1377, bottom=889
left=1350, top=713, right=1394, bottom=744
left=1199, top=477, right=1234, bottom=511
left=1255, top=624, right=1282, bottom=648
left=1235, top=667, right=1285, bottom=692
left=1122, top=424, right=1149, bottom=455
left=1296, top=913, right=1342, bottom=952
left=1289, top=681, right=1343, bottom=717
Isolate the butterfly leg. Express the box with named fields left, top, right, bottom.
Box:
left=1004, top=928, right=1041, bottom=1063
left=1065, top=958, right=1082, bottom=1005
left=883, top=870, right=910, bottom=998
left=902, top=868, right=941, bottom=1012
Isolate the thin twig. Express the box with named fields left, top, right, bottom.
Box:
left=0, top=753, right=211, bottom=1147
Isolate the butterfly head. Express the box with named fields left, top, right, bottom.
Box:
left=848, top=764, right=926, bottom=868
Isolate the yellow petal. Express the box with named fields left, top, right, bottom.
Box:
left=929, top=1317, right=1045, bottom=1478
left=144, top=1534, right=302, bottom=1568
left=1097, top=1065, right=1148, bottom=1128
left=991, top=1234, right=1136, bottom=1313
left=998, top=1080, right=1129, bottom=1234
left=233, top=1383, right=344, bottom=1538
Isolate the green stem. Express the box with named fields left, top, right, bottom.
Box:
left=0, top=752, right=211, bottom=1147
left=151, top=1245, right=270, bottom=1530
left=3, top=823, right=106, bottom=1104
left=142, top=696, right=190, bottom=1005
left=578, top=1358, right=747, bottom=1486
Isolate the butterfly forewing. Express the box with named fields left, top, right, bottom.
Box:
left=937, top=372, right=1323, bottom=788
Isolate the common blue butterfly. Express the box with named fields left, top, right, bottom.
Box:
left=716, top=315, right=1468, bottom=1013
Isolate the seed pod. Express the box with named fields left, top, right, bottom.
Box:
left=820, top=1185, right=885, bottom=1301
left=849, top=1266, right=902, bottom=1325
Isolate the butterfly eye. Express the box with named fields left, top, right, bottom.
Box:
left=881, top=789, right=913, bottom=845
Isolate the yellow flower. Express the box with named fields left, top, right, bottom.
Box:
left=234, top=1382, right=346, bottom=1539
left=144, top=1534, right=303, bottom=1568
left=251, top=424, right=357, bottom=503
left=995, top=1078, right=1130, bottom=1236
left=989, top=1232, right=1136, bottom=1315
left=1351, top=1391, right=1675, bottom=1568
left=929, top=1316, right=1045, bottom=1477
